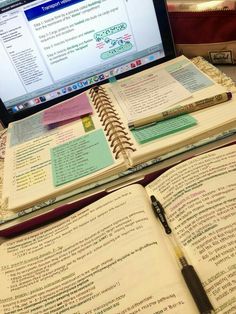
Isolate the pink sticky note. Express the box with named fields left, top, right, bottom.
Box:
left=42, top=93, right=93, bottom=126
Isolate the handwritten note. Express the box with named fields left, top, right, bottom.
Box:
left=43, top=92, right=93, bottom=125
left=51, top=129, right=114, bottom=186
left=111, top=69, right=191, bottom=125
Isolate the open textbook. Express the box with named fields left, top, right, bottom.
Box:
left=2, top=55, right=236, bottom=211
left=0, top=144, right=236, bottom=314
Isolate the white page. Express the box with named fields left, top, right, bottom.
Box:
left=0, top=185, right=197, bottom=313
left=2, top=93, right=127, bottom=211
left=112, top=68, right=192, bottom=124
left=104, top=56, right=236, bottom=166
left=147, top=144, right=236, bottom=313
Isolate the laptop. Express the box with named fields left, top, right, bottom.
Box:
left=0, top=0, right=175, bottom=127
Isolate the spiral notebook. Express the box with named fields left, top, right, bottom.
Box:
left=2, top=55, right=236, bottom=212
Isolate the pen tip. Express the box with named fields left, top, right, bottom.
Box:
left=150, top=195, right=156, bottom=202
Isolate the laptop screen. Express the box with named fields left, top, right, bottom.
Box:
left=0, top=0, right=175, bottom=126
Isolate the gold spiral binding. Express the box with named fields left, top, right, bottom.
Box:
left=89, top=86, right=135, bottom=160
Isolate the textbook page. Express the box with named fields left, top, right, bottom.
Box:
left=146, top=144, right=236, bottom=313
left=0, top=185, right=197, bottom=314
left=2, top=97, right=127, bottom=211
left=108, top=55, right=236, bottom=165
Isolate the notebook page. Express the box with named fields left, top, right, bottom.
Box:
left=105, top=56, right=236, bottom=165
left=2, top=97, right=127, bottom=211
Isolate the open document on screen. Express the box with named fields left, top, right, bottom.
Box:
left=0, top=0, right=166, bottom=118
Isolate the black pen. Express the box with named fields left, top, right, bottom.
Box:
left=150, top=195, right=215, bottom=314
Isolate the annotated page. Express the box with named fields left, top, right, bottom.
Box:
left=111, top=67, right=192, bottom=124
left=146, top=144, right=236, bottom=313
left=111, top=55, right=214, bottom=125
left=0, top=185, right=197, bottom=314
left=107, top=56, right=236, bottom=165
left=2, top=93, right=126, bottom=211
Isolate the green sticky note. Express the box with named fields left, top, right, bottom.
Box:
left=132, top=115, right=197, bottom=144
left=51, top=129, right=114, bottom=186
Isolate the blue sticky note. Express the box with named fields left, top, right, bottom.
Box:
left=132, top=115, right=197, bottom=144
left=10, top=112, right=46, bottom=147
left=168, top=64, right=214, bottom=93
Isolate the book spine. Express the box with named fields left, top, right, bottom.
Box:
left=89, top=86, right=135, bottom=160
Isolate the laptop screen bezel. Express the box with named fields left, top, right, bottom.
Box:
left=0, top=0, right=176, bottom=127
